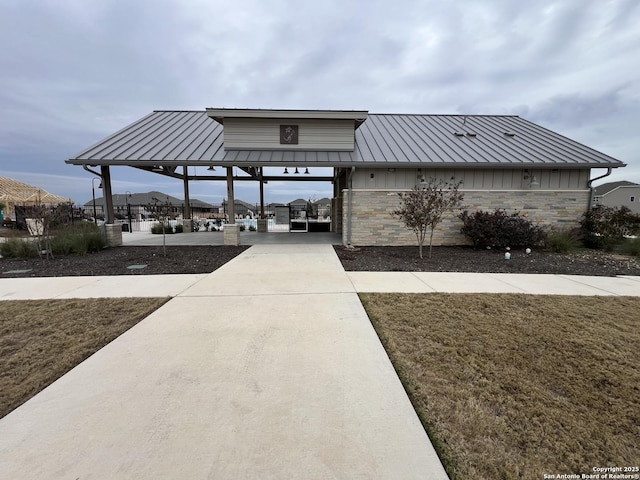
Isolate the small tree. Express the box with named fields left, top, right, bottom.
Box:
left=28, top=201, right=73, bottom=259
left=147, top=197, right=173, bottom=256
left=580, top=206, right=640, bottom=250
left=393, top=178, right=464, bottom=259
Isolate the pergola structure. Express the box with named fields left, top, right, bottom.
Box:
left=67, top=108, right=625, bottom=247
left=66, top=109, right=367, bottom=244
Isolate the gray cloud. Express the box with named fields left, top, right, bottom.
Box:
left=1, top=0, right=639, bottom=203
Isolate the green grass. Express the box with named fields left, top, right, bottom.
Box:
left=360, top=293, right=640, bottom=480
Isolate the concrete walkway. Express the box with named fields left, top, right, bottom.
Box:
left=121, top=230, right=342, bottom=246
left=2, top=246, right=639, bottom=479
left=0, top=244, right=450, bottom=480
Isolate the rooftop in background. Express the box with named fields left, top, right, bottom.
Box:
left=84, top=191, right=213, bottom=208
left=593, top=181, right=639, bottom=196
left=66, top=111, right=626, bottom=170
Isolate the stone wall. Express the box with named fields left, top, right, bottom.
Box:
left=342, top=189, right=590, bottom=246
left=104, top=224, right=123, bottom=247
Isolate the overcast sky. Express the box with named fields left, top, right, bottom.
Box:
left=1, top=0, right=639, bottom=206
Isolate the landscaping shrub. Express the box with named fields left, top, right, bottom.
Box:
left=249, top=225, right=257, bottom=232
left=239, top=224, right=246, bottom=232
left=151, top=223, right=174, bottom=234
left=50, top=223, right=105, bottom=255
left=545, top=229, right=581, bottom=253
left=459, top=209, right=546, bottom=248
left=0, top=238, right=39, bottom=258
left=174, top=224, right=184, bottom=233
left=620, top=237, right=640, bottom=257
left=580, top=206, right=640, bottom=251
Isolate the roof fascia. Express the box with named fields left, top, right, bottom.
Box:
left=66, top=158, right=627, bottom=169
left=206, top=108, right=369, bottom=128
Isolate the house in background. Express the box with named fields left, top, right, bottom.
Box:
left=66, top=109, right=627, bottom=246
left=221, top=199, right=257, bottom=218
left=86, top=191, right=215, bottom=220
left=592, top=181, right=640, bottom=213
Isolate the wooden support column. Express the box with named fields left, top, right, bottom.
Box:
left=226, top=166, right=235, bottom=222
left=257, top=167, right=268, bottom=232
left=100, top=165, right=115, bottom=224
left=224, top=167, right=240, bottom=245
left=259, top=168, right=265, bottom=218
left=183, top=166, right=191, bottom=219
left=100, top=165, right=122, bottom=246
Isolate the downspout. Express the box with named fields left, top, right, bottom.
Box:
left=346, top=167, right=355, bottom=247
left=82, top=164, right=102, bottom=179
left=587, top=167, right=612, bottom=210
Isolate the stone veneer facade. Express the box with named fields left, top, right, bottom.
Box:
left=342, top=189, right=590, bottom=246
left=104, top=224, right=123, bottom=247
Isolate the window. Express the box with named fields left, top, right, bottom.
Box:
left=631, top=196, right=636, bottom=202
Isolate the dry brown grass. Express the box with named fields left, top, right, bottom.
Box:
left=360, top=293, right=640, bottom=480
left=0, top=297, right=169, bottom=418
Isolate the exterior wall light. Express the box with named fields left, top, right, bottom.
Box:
left=283, top=167, right=289, bottom=174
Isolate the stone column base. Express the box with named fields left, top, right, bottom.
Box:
left=182, top=219, right=193, bottom=232
left=257, top=218, right=268, bottom=232
left=104, top=224, right=123, bottom=247
left=224, top=224, right=241, bottom=245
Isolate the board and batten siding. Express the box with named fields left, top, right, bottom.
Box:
left=351, top=167, right=590, bottom=190
left=223, top=118, right=355, bottom=150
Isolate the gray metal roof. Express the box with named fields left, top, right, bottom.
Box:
left=67, top=110, right=625, bottom=169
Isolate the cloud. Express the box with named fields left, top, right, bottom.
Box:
left=1, top=0, right=640, bottom=205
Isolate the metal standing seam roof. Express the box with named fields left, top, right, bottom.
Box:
left=66, top=111, right=626, bottom=169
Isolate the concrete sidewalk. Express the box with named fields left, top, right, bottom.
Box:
left=2, top=246, right=639, bottom=479
left=0, top=244, right=449, bottom=479
left=2, top=270, right=640, bottom=300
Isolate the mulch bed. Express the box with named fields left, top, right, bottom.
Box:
left=1, top=244, right=639, bottom=278
left=333, top=245, right=640, bottom=277
left=0, top=246, right=250, bottom=277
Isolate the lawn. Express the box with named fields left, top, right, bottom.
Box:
left=0, top=297, right=169, bottom=418
left=360, top=293, right=640, bottom=480
left=2, top=293, right=638, bottom=478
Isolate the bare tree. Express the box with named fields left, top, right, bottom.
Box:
left=147, top=197, right=173, bottom=256
left=393, top=178, right=464, bottom=259
left=28, top=202, right=73, bottom=259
